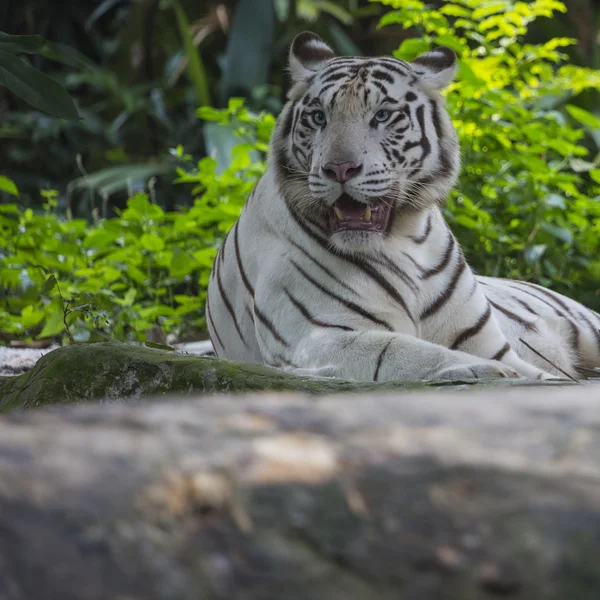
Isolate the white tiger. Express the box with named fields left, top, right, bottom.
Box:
left=206, top=31, right=600, bottom=382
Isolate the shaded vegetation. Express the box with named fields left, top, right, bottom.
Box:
left=1, top=0, right=600, bottom=345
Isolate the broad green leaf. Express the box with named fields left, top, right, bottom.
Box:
left=0, top=175, right=19, bottom=197
left=170, top=248, right=196, bottom=277
left=0, top=49, right=79, bottom=119
left=140, top=233, right=165, bottom=252
left=21, top=305, right=45, bottom=329
left=0, top=33, right=45, bottom=54
left=434, top=34, right=466, bottom=54
left=439, top=4, right=471, bottom=18
left=565, top=105, right=600, bottom=129
left=38, top=309, right=65, bottom=339
left=590, top=170, right=600, bottom=184
left=42, top=275, right=57, bottom=293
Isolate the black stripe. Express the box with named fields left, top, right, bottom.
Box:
left=507, top=283, right=564, bottom=316
left=420, top=231, right=455, bottom=280
left=350, top=256, right=415, bottom=325
left=429, top=97, right=442, bottom=139
left=285, top=198, right=330, bottom=246
left=488, top=299, right=537, bottom=331
left=514, top=298, right=539, bottom=315
left=254, top=304, right=290, bottom=347
left=234, top=221, right=255, bottom=298
left=518, top=282, right=600, bottom=351
left=412, top=213, right=432, bottom=243
left=374, top=255, right=419, bottom=294
left=516, top=281, right=576, bottom=315
left=286, top=199, right=415, bottom=324
left=507, top=283, right=580, bottom=348
left=492, top=342, right=511, bottom=361
left=374, top=339, right=394, bottom=381
left=215, top=258, right=248, bottom=348
left=271, top=353, right=298, bottom=369
left=420, top=256, right=466, bottom=320
left=371, top=69, right=395, bottom=84
left=284, top=288, right=354, bottom=331
left=205, top=295, right=225, bottom=355
left=290, top=259, right=394, bottom=331
left=288, top=238, right=358, bottom=296
left=450, top=303, right=492, bottom=350
left=401, top=251, right=425, bottom=273
left=281, top=103, right=295, bottom=138
left=219, top=228, right=231, bottom=264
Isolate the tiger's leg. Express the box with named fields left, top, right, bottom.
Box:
left=284, top=329, right=523, bottom=383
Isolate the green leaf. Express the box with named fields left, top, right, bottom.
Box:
left=434, top=34, right=466, bottom=54
left=393, top=38, right=431, bottom=61
left=565, top=105, right=600, bottom=129
left=0, top=32, right=45, bottom=54
left=42, top=275, right=57, bottom=294
left=171, top=0, right=211, bottom=106
left=0, top=175, right=19, bottom=197
left=140, top=233, right=165, bottom=252
left=590, top=170, right=600, bottom=184
left=170, top=248, right=196, bottom=277
left=0, top=49, right=79, bottom=119
left=38, top=309, right=65, bottom=339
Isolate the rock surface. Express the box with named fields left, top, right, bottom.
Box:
left=1, top=386, right=600, bottom=599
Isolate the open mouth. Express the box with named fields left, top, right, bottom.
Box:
left=328, top=193, right=393, bottom=234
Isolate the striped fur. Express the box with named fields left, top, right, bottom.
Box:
left=206, top=32, right=600, bottom=382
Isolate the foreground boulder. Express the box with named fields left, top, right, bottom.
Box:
left=1, top=386, right=600, bottom=599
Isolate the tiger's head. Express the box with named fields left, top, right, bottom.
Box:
left=271, top=31, right=460, bottom=253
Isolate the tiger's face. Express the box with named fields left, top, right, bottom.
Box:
left=272, top=32, right=460, bottom=253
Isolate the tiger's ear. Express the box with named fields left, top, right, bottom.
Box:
left=289, top=32, right=336, bottom=83
left=412, top=47, right=457, bottom=91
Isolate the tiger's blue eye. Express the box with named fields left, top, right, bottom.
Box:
left=313, top=110, right=326, bottom=126
left=374, top=109, right=390, bottom=123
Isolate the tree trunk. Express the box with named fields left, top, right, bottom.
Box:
left=0, top=342, right=569, bottom=412
left=1, top=386, right=600, bottom=599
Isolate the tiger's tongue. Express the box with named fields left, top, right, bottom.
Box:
left=335, top=193, right=365, bottom=218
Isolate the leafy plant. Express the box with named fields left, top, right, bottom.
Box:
left=377, top=0, right=600, bottom=309
left=0, top=102, right=274, bottom=344
left=0, top=31, right=80, bottom=119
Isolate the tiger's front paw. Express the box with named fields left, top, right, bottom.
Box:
left=430, top=361, right=521, bottom=382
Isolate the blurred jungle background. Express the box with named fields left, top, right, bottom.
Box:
left=1, top=0, right=599, bottom=347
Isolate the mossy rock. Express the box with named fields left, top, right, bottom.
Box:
left=0, top=342, right=574, bottom=413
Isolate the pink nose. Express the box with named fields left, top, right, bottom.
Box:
left=322, top=161, right=362, bottom=183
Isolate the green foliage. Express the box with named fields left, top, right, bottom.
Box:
left=377, top=0, right=600, bottom=308
left=2, top=0, right=600, bottom=346
left=0, top=103, right=274, bottom=343
left=0, top=32, right=80, bottom=119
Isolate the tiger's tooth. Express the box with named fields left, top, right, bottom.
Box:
left=334, top=207, right=344, bottom=220
left=364, top=206, right=372, bottom=220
